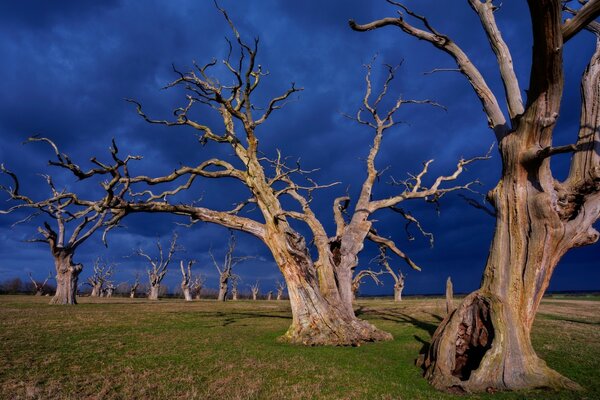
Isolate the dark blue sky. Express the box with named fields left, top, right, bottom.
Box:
left=0, top=1, right=597, bottom=295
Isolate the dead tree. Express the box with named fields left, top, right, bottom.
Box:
left=210, top=232, right=252, bottom=301
left=351, top=0, right=600, bottom=391
left=249, top=281, right=260, bottom=300
left=130, top=273, right=141, bottom=299
left=377, top=247, right=405, bottom=302
left=446, top=276, right=454, bottom=315
left=351, top=269, right=384, bottom=300
left=86, top=258, right=114, bottom=297
left=104, top=281, right=115, bottom=298
left=0, top=161, right=122, bottom=305
left=136, top=233, right=180, bottom=300
left=231, top=275, right=240, bottom=301
left=190, top=274, right=206, bottom=300
left=180, top=260, right=196, bottom=301
left=276, top=280, right=286, bottom=301
left=28, top=272, right=51, bottom=296
left=28, top=5, right=482, bottom=345
left=267, top=291, right=273, bottom=300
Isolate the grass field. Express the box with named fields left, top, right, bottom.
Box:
left=0, top=296, right=598, bottom=400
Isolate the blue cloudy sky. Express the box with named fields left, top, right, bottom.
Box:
left=0, top=0, right=597, bottom=295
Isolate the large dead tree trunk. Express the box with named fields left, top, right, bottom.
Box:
left=180, top=260, right=194, bottom=302
left=351, top=0, right=600, bottom=390
left=32, top=5, right=479, bottom=344
left=50, top=250, right=82, bottom=305
left=217, top=277, right=228, bottom=301
left=148, top=284, right=160, bottom=300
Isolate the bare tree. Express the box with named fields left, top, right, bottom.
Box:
left=130, top=273, right=141, bottom=299
left=28, top=272, right=52, bottom=296
left=0, top=159, right=122, bottom=305
left=180, top=260, right=196, bottom=301
left=190, top=274, right=206, bottom=300
left=249, top=281, right=260, bottom=300
left=267, top=290, right=273, bottom=300
left=231, top=275, right=240, bottom=301
left=446, top=276, right=454, bottom=315
left=210, top=232, right=252, bottom=301
left=136, top=233, right=180, bottom=300
left=104, top=281, right=115, bottom=298
left=276, top=280, right=286, bottom=301
left=351, top=0, right=600, bottom=391
left=23, top=5, right=482, bottom=344
left=377, top=247, right=405, bottom=302
left=351, top=269, right=384, bottom=300
left=86, top=258, right=114, bottom=297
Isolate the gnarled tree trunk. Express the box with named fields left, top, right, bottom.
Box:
left=182, top=285, right=192, bottom=301
left=421, top=130, right=596, bottom=391
left=148, top=284, right=160, bottom=300
left=270, top=230, right=392, bottom=345
left=90, top=285, right=102, bottom=297
left=394, top=283, right=403, bottom=302
left=217, top=277, right=228, bottom=301
left=50, top=251, right=82, bottom=305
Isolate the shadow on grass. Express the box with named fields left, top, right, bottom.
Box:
left=356, top=307, right=440, bottom=336
left=539, top=314, right=600, bottom=326
left=188, top=311, right=292, bottom=327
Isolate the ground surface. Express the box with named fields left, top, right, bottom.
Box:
left=0, top=295, right=598, bottom=400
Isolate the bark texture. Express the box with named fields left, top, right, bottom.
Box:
left=50, top=251, right=82, bottom=305
left=351, top=0, right=600, bottom=391
left=29, top=5, right=478, bottom=344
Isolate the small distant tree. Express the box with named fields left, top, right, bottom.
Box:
left=136, top=233, right=180, bottom=300
left=249, top=281, right=260, bottom=300
left=104, top=281, right=115, bottom=298
left=446, top=276, right=454, bottom=315
left=28, top=272, right=52, bottom=296
left=190, top=274, right=206, bottom=300
left=276, top=280, right=286, bottom=301
left=86, top=258, right=114, bottom=297
left=377, top=247, right=405, bottom=302
left=210, top=232, right=252, bottom=301
left=180, top=260, right=196, bottom=301
left=351, top=269, right=384, bottom=300
left=129, top=273, right=141, bottom=299
left=267, top=291, right=273, bottom=301
left=231, top=275, right=240, bottom=301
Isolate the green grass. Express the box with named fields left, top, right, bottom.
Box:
left=1, top=296, right=598, bottom=399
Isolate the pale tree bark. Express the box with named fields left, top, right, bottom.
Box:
left=267, top=291, right=273, bottom=300
left=351, top=0, right=600, bottom=391
left=0, top=140, right=128, bottom=305
left=351, top=269, right=384, bottom=300
left=31, top=5, right=481, bottom=344
left=250, top=281, right=260, bottom=300
left=130, top=273, right=140, bottom=299
left=276, top=280, right=286, bottom=301
left=231, top=276, right=239, bottom=301
left=446, top=277, right=454, bottom=315
left=136, top=233, right=180, bottom=301
left=28, top=272, right=51, bottom=296
left=376, top=247, right=405, bottom=302
left=180, top=260, right=196, bottom=301
left=211, top=232, right=251, bottom=301
left=190, top=275, right=205, bottom=300
left=86, top=258, right=114, bottom=298
left=104, top=282, right=115, bottom=298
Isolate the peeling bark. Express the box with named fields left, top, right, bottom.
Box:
left=352, top=0, right=600, bottom=390
left=50, top=251, right=82, bottom=305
